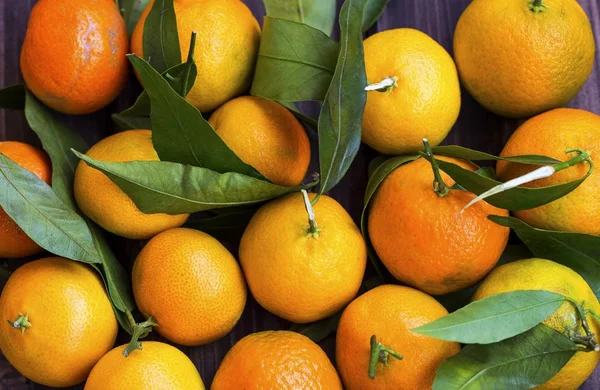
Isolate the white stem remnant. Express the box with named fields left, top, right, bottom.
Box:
left=365, top=76, right=397, bottom=92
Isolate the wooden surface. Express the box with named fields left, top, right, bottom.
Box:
left=1, top=0, right=599, bottom=388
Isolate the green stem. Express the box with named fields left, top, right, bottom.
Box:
left=565, top=298, right=599, bottom=352
left=553, top=149, right=594, bottom=173
left=123, top=315, right=157, bottom=357
left=529, top=0, right=547, bottom=12
left=368, top=335, right=403, bottom=379
left=7, top=313, right=32, bottom=334
left=301, top=190, right=322, bottom=238
left=422, top=138, right=450, bottom=197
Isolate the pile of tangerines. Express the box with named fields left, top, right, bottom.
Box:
left=0, top=0, right=599, bottom=389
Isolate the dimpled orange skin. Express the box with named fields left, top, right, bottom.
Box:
left=131, top=0, right=260, bottom=112
left=497, top=108, right=600, bottom=236
left=132, top=228, right=247, bottom=346
left=239, top=193, right=367, bottom=323
left=20, top=0, right=128, bottom=115
left=368, top=157, right=510, bottom=295
left=74, top=130, right=189, bottom=239
left=0, top=257, right=118, bottom=387
left=336, top=285, right=461, bottom=390
left=209, top=96, right=311, bottom=186
left=362, top=28, right=461, bottom=155
left=0, top=142, right=51, bottom=258
left=211, top=330, right=342, bottom=390
left=453, top=0, right=595, bottom=119
left=473, top=259, right=600, bottom=390
left=85, top=342, right=205, bottom=390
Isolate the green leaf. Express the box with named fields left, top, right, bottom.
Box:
left=263, top=0, right=337, bottom=37
left=72, top=151, right=316, bottom=215
left=318, top=0, right=368, bottom=195
left=128, top=55, right=264, bottom=178
left=426, top=156, right=592, bottom=211
left=119, top=0, right=151, bottom=36
left=437, top=245, right=534, bottom=312
left=432, top=145, right=560, bottom=165
left=0, top=154, right=100, bottom=264
left=251, top=17, right=339, bottom=103
left=433, top=324, right=579, bottom=390
left=360, top=155, right=420, bottom=280
left=450, top=166, right=496, bottom=191
left=184, top=208, right=257, bottom=240
left=490, top=215, right=600, bottom=300
left=363, top=0, right=390, bottom=32
left=24, top=91, right=88, bottom=208
left=121, top=32, right=198, bottom=118
left=142, top=0, right=181, bottom=73
left=0, top=84, right=25, bottom=110
left=413, top=290, right=566, bottom=344
left=111, top=114, right=152, bottom=131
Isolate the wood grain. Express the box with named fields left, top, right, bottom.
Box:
left=1, top=0, right=599, bottom=388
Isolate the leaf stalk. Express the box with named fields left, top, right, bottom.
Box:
left=369, top=335, right=403, bottom=379
left=301, top=190, right=322, bottom=237
left=422, top=138, right=450, bottom=197
left=123, top=313, right=157, bottom=357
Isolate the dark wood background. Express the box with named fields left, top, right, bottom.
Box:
left=1, top=0, right=599, bottom=388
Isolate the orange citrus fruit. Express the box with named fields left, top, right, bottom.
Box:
left=208, top=96, right=311, bottom=186
left=212, top=330, right=342, bottom=389
left=74, top=130, right=189, bottom=239
left=362, top=28, right=461, bottom=155
left=473, top=258, right=600, bottom=390
left=132, top=228, right=246, bottom=346
left=336, top=285, right=461, bottom=389
left=85, top=341, right=205, bottom=390
left=368, top=157, right=510, bottom=295
left=453, top=0, right=595, bottom=118
left=0, top=257, right=117, bottom=387
left=0, top=141, right=51, bottom=258
left=239, top=192, right=367, bottom=323
left=497, top=108, right=600, bottom=236
left=20, top=0, right=128, bottom=114
left=131, top=0, right=261, bottom=112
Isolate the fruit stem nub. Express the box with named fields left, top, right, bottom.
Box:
left=565, top=298, right=600, bottom=352
left=301, top=190, right=322, bottom=238
left=369, top=335, right=403, bottom=379
left=123, top=315, right=158, bottom=357
left=422, top=138, right=450, bottom=197
left=8, top=313, right=32, bottom=334
left=365, top=76, right=398, bottom=92
left=529, top=0, right=547, bottom=12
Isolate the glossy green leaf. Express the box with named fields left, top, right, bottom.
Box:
left=119, top=0, right=151, bottom=36
left=433, top=324, right=579, bottom=390
left=413, top=290, right=565, bottom=344
left=251, top=17, right=339, bottom=103
left=0, top=154, right=100, bottom=263
left=431, top=145, right=560, bottom=165
left=490, top=215, right=600, bottom=300
left=426, top=156, right=592, bottom=211
left=0, top=84, right=25, bottom=110
left=360, top=155, right=419, bottom=280
left=318, top=0, right=368, bottom=194
left=72, top=151, right=316, bottom=214
left=24, top=91, right=88, bottom=208
left=128, top=55, right=264, bottom=179
left=263, top=0, right=337, bottom=36
left=111, top=114, right=152, bottom=131
left=142, top=0, right=181, bottom=73
left=121, top=32, right=198, bottom=118
left=363, top=0, right=390, bottom=31
left=450, top=166, right=496, bottom=191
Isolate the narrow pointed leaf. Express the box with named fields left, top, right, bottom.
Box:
left=128, top=55, right=264, bottom=179
left=432, top=145, right=560, bottom=165
left=111, top=114, right=152, bottom=131
left=142, top=0, right=180, bottom=73
left=119, top=0, right=151, bottom=36
left=433, top=324, right=579, bottom=390
left=413, top=290, right=566, bottom=344
left=490, top=215, right=600, bottom=300
left=263, top=0, right=337, bottom=37
left=0, top=84, right=25, bottom=110
left=73, top=151, right=316, bottom=214
left=251, top=17, right=339, bottom=103
left=423, top=155, right=592, bottom=211
left=318, top=0, right=368, bottom=194
left=0, top=154, right=100, bottom=263
left=363, top=0, right=390, bottom=32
